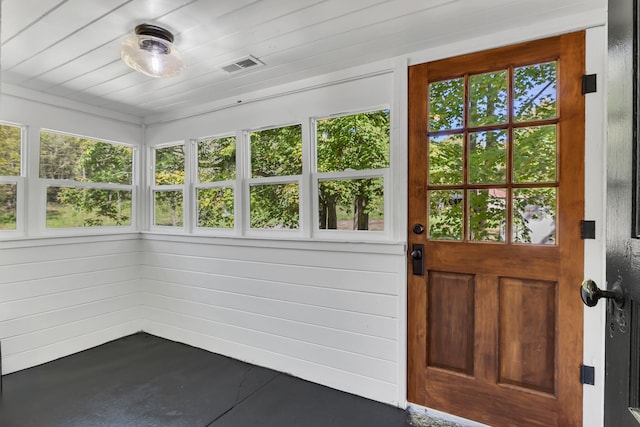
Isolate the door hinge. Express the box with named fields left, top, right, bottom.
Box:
left=581, top=220, right=596, bottom=239
left=582, top=74, right=597, bottom=94
left=580, top=364, right=595, bottom=385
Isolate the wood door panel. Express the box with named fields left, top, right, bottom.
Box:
left=424, top=369, right=558, bottom=427
left=427, top=271, right=475, bottom=375
left=498, top=277, right=557, bottom=394
left=424, top=243, right=560, bottom=280
left=408, top=31, right=585, bottom=427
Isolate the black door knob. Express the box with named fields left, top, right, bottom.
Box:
left=410, top=249, right=422, bottom=260
left=580, top=279, right=625, bottom=307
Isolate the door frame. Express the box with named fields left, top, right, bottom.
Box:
left=399, top=25, right=607, bottom=425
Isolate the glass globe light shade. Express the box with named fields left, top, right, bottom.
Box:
left=121, top=32, right=185, bottom=78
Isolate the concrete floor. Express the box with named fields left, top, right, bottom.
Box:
left=0, top=333, right=468, bottom=427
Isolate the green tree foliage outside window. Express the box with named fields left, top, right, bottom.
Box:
left=40, top=131, right=133, bottom=228
left=316, top=110, right=390, bottom=231
left=197, top=136, right=235, bottom=229
left=428, top=62, right=557, bottom=244
left=154, top=144, right=184, bottom=227
left=249, top=125, right=302, bottom=229
left=0, top=124, right=21, bottom=230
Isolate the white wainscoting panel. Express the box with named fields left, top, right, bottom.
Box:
left=140, top=235, right=406, bottom=405
left=0, top=235, right=144, bottom=373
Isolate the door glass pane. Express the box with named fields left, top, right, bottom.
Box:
left=514, top=62, right=557, bottom=122
left=197, top=187, right=234, bottom=229
left=429, top=78, right=464, bottom=131
left=469, top=130, right=507, bottom=184
left=250, top=183, right=299, bottom=229
left=318, top=178, right=384, bottom=231
left=154, top=190, right=183, bottom=227
left=469, top=70, right=508, bottom=127
left=469, top=188, right=506, bottom=242
left=429, top=190, right=463, bottom=240
left=513, top=125, right=557, bottom=183
left=0, top=183, right=17, bottom=230
left=512, top=188, right=556, bottom=244
left=429, top=133, right=463, bottom=185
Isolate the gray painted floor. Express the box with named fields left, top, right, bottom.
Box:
left=0, top=333, right=467, bottom=426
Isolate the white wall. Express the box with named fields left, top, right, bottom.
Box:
left=0, top=91, right=145, bottom=374
left=140, top=235, right=406, bottom=405
left=142, top=68, right=408, bottom=405
left=0, top=235, right=144, bottom=374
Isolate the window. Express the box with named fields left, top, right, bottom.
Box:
left=0, top=123, right=24, bottom=232
left=152, top=108, right=393, bottom=239
left=248, top=124, right=302, bottom=230
left=152, top=143, right=185, bottom=228
left=314, top=110, right=390, bottom=232
left=40, top=130, right=134, bottom=229
left=196, top=135, right=236, bottom=230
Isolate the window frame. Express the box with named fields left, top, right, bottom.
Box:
left=39, top=128, right=137, bottom=235
left=149, top=140, right=187, bottom=232
left=244, top=122, right=305, bottom=237
left=0, top=121, right=26, bottom=236
left=310, top=108, right=392, bottom=240
left=193, top=133, right=239, bottom=235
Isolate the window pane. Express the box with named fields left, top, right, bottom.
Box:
left=155, top=145, right=184, bottom=185
left=513, top=125, right=557, bottom=183
left=198, top=136, right=236, bottom=182
left=514, top=62, right=557, bottom=122
left=469, top=130, right=507, bottom=184
left=429, top=78, right=464, bottom=131
left=40, top=131, right=132, bottom=184
left=513, top=188, right=556, bottom=245
left=197, top=187, right=234, bottom=229
left=0, top=124, right=21, bottom=176
left=317, top=110, right=390, bottom=173
left=429, top=133, right=463, bottom=185
left=154, top=190, right=183, bottom=227
left=318, top=178, right=384, bottom=231
left=469, top=188, right=506, bottom=242
left=429, top=190, right=463, bottom=240
left=468, top=70, right=508, bottom=127
left=250, top=183, right=299, bottom=229
left=46, top=187, right=132, bottom=228
left=0, top=183, right=17, bottom=230
left=251, top=125, right=302, bottom=177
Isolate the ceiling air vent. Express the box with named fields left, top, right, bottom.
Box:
left=221, top=55, right=265, bottom=73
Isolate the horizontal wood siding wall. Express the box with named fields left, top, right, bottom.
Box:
left=0, top=236, right=144, bottom=374
left=140, top=236, right=405, bottom=405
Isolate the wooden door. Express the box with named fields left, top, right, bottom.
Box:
left=407, top=33, right=585, bottom=427
left=602, top=0, right=640, bottom=425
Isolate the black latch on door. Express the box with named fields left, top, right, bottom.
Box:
left=410, top=244, right=424, bottom=276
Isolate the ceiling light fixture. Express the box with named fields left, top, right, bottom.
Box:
left=121, top=24, right=185, bottom=78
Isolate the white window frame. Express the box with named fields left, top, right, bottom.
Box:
left=39, top=129, right=137, bottom=235
left=244, top=123, right=304, bottom=237
left=0, top=122, right=26, bottom=237
left=149, top=140, right=188, bottom=232
left=192, top=133, right=239, bottom=236
left=310, top=108, right=392, bottom=240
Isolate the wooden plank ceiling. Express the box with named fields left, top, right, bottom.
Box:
left=1, top=0, right=602, bottom=120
